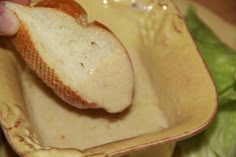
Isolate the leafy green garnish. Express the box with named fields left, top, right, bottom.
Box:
left=174, top=7, right=236, bottom=157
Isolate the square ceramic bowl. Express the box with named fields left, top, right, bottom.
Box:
left=0, top=0, right=217, bottom=157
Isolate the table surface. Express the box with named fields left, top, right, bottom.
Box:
left=194, top=0, right=236, bottom=25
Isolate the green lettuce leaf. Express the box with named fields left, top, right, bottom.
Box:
left=173, top=8, right=236, bottom=157
left=184, top=7, right=236, bottom=105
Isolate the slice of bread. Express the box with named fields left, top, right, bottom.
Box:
left=5, top=0, right=134, bottom=113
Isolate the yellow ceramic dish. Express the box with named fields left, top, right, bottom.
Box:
left=0, top=0, right=217, bottom=157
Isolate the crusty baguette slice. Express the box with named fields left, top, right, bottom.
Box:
left=5, top=0, right=134, bottom=113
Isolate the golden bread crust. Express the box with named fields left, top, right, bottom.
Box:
left=35, top=0, right=87, bottom=19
